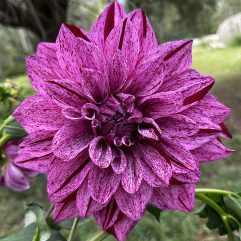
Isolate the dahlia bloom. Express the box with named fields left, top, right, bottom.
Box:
left=14, top=2, right=233, bottom=240
left=0, top=140, right=35, bottom=191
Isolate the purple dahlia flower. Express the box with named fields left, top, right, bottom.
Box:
left=0, top=140, right=35, bottom=191
left=13, top=2, right=233, bottom=240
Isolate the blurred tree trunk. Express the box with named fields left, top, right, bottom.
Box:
left=0, top=0, right=69, bottom=42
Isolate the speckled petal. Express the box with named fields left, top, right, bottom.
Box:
left=115, top=181, right=152, bottom=220
left=151, top=184, right=195, bottom=212
left=13, top=94, right=65, bottom=133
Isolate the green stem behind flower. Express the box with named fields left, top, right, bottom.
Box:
left=86, top=230, right=109, bottom=241
left=67, top=217, right=79, bottom=241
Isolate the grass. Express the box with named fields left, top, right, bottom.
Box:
left=0, top=46, right=241, bottom=241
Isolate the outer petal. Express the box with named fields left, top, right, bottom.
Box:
left=128, top=10, right=158, bottom=56
left=139, top=91, right=183, bottom=119
left=161, top=141, right=196, bottom=171
left=138, top=142, right=172, bottom=186
left=25, top=56, right=61, bottom=95
left=158, top=40, right=193, bottom=77
left=151, top=184, right=195, bottom=212
left=47, top=154, right=90, bottom=202
left=77, top=177, right=106, bottom=217
left=53, top=192, right=78, bottom=222
left=89, top=137, right=112, bottom=168
left=115, top=181, right=152, bottom=220
left=52, top=120, right=94, bottom=161
left=182, top=93, right=231, bottom=124
left=91, top=2, right=126, bottom=48
left=95, top=200, right=121, bottom=230
left=161, top=69, right=214, bottom=105
left=108, top=50, right=128, bottom=92
left=56, top=24, right=90, bottom=82
left=105, top=18, right=139, bottom=74
left=121, top=150, right=143, bottom=194
left=4, top=163, right=30, bottom=191
left=192, top=138, right=234, bottom=163
left=44, top=79, right=86, bottom=108
left=13, top=94, right=65, bottom=133
left=156, top=114, right=199, bottom=138
left=88, top=165, right=121, bottom=204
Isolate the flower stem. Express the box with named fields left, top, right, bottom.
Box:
left=45, top=204, right=54, bottom=219
left=0, top=134, right=10, bottom=146
left=195, top=188, right=234, bottom=196
left=195, top=192, right=234, bottom=240
left=67, top=217, right=79, bottom=241
left=87, top=230, right=109, bottom=241
left=0, top=115, right=13, bottom=133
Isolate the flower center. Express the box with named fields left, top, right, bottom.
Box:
left=82, top=93, right=143, bottom=147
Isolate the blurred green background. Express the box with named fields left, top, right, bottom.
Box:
left=0, top=0, right=241, bottom=240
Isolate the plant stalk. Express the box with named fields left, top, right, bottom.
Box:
left=67, top=217, right=79, bottom=241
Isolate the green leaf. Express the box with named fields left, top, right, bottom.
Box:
left=206, top=206, right=222, bottom=230
left=147, top=205, right=162, bottom=222
left=224, top=195, right=241, bottom=222
left=0, top=223, right=37, bottom=241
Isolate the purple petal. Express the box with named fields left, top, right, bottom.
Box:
left=45, top=79, right=86, bottom=108
left=77, top=177, right=106, bottom=217
left=192, top=138, right=234, bottom=163
left=108, top=50, right=128, bottom=92
left=81, top=69, right=109, bottom=103
left=91, top=2, right=126, bottom=48
left=115, top=181, right=152, bottom=220
left=95, top=199, right=121, bottom=230
left=139, top=91, right=183, bottom=119
left=151, top=184, right=195, bottom=212
left=156, top=114, right=199, bottom=138
left=13, top=94, right=65, bottom=133
left=111, top=148, right=127, bottom=174
left=138, top=142, right=172, bottom=186
left=52, top=120, right=94, bottom=161
left=4, top=163, right=30, bottom=191
left=88, top=165, right=120, bottom=204
left=128, top=10, right=158, bottom=56
left=121, top=150, right=143, bottom=194
left=48, top=154, right=90, bottom=202
left=89, top=137, right=112, bottom=168
left=105, top=18, right=139, bottom=74
left=54, top=192, right=78, bottom=221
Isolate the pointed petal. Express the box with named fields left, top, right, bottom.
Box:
left=115, top=181, right=152, bottom=220
left=13, top=94, right=64, bottom=133
left=54, top=193, right=78, bottom=221
left=89, top=165, right=120, bottom=204
left=111, top=148, right=127, bottom=174
left=108, top=49, right=128, bottom=92
left=52, top=120, right=94, bottom=161
left=95, top=200, right=121, bottom=230
left=113, top=214, right=138, bottom=241
left=91, top=2, right=126, bottom=48
left=77, top=177, right=106, bottom=217
left=161, top=141, right=196, bottom=171
left=45, top=79, right=86, bottom=108
left=138, top=142, right=172, bottom=186
left=47, top=154, right=90, bottom=202
left=56, top=24, right=89, bottom=81
left=25, top=55, right=62, bottom=95
left=81, top=69, right=109, bottom=103
left=105, top=18, right=139, bottom=74
left=156, top=114, right=199, bottom=138
left=121, top=150, right=143, bottom=194
left=151, top=184, right=195, bottom=212
left=192, top=138, right=234, bottom=163
left=139, top=91, right=183, bottom=119
left=89, top=137, right=112, bottom=168
left=128, top=10, right=158, bottom=56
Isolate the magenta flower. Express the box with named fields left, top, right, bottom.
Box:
left=0, top=140, right=35, bottom=191
left=13, top=2, right=233, bottom=240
